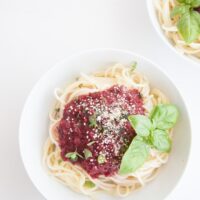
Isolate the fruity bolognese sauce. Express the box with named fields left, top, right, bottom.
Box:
left=58, top=85, right=145, bottom=178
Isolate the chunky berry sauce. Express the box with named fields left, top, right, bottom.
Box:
left=58, top=85, right=145, bottom=178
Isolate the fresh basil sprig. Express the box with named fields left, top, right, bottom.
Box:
left=171, top=0, right=200, bottom=43
left=119, top=104, right=179, bottom=175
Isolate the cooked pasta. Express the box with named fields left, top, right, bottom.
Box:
left=154, top=0, right=200, bottom=59
left=43, top=64, right=172, bottom=199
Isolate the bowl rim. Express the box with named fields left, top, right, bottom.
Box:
left=146, top=0, right=200, bottom=67
left=19, top=48, right=192, bottom=200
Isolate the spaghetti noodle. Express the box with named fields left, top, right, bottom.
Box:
left=43, top=64, right=171, bottom=198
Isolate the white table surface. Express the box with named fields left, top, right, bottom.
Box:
left=0, top=0, right=200, bottom=199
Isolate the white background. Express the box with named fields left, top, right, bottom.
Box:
left=0, top=0, right=199, bottom=199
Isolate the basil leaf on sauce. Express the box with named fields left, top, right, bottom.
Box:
left=89, top=114, right=97, bottom=127
left=119, top=136, right=150, bottom=175
left=65, top=152, right=78, bottom=161
left=83, top=149, right=92, bottom=159
left=150, top=130, right=171, bottom=153
left=128, top=115, right=152, bottom=137
left=65, top=151, right=83, bottom=161
left=97, top=154, right=106, bottom=164
left=150, top=104, right=179, bottom=130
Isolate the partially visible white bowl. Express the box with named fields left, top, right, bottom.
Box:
left=19, top=49, right=191, bottom=200
left=146, top=0, right=200, bottom=66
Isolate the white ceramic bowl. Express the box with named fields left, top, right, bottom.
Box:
left=19, top=49, right=191, bottom=200
left=146, top=0, right=200, bottom=66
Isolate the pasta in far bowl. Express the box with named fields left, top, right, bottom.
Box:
left=147, top=0, right=200, bottom=64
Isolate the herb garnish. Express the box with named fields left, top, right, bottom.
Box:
left=84, top=180, right=95, bottom=188
left=58, top=159, right=62, bottom=164
left=83, top=149, right=92, bottom=159
left=130, top=62, right=137, bottom=72
left=87, top=141, right=95, bottom=146
left=55, top=108, right=60, bottom=113
left=89, top=114, right=97, bottom=127
left=171, top=0, right=200, bottom=43
left=65, top=151, right=83, bottom=161
left=119, top=104, right=179, bottom=175
left=97, top=154, right=106, bottom=164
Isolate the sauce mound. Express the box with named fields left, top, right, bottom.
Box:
left=58, top=85, right=145, bottom=178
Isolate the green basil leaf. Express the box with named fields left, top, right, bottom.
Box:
left=151, top=129, right=171, bottom=152
left=83, top=149, right=92, bottom=159
left=177, top=0, right=194, bottom=4
left=128, top=115, right=152, bottom=137
left=191, top=0, right=200, bottom=7
left=178, top=0, right=200, bottom=4
left=184, top=0, right=196, bottom=4
left=171, top=5, right=190, bottom=18
left=119, top=136, right=150, bottom=175
left=84, top=180, right=95, bottom=188
left=150, top=104, right=179, bottom=130
left=177, top=11, right=200, bottom=43
left=192, top=10, right=200, bottom=25
left=177, top=0, right=188, bottom=3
